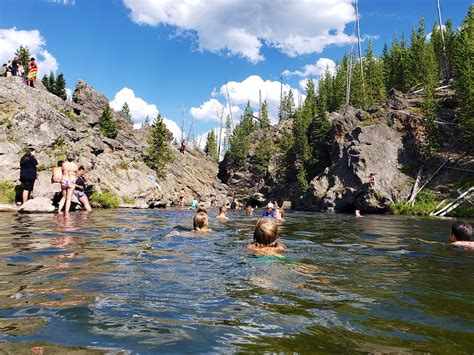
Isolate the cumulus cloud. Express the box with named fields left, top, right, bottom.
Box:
left=0, top=27, right=58, bottom=78
left=190, top=98, right=240, bottom=124
left=190, top=75, right=302, bottom=125
left=123, top=0, right=355, bottom=62
left=284, top=57, right=337, bottom=78
left=110, top=87, right=181, bottom=139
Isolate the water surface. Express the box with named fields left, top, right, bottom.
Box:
left=0, top=210, right=473, bottom=353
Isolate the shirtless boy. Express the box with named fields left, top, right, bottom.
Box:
left=248, top=218, right=285, bottom=255
left=450, top=221, right=473, bottom=249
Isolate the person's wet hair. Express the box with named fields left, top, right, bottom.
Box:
left=193, top=212, right=209, bottom=231
left=219, top=206, right=227, bottom=214
left=197, top=205, right=207, bottom=214
left=254, top=218, right=278, bottom=246
left=57, top=160, right=64, bottom=167
left=451, top=221, right=472, bottom=241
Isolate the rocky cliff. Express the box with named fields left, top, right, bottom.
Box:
left=0, top=77, right=227, bottom=208
left=219, top=87, right=473, bottom=213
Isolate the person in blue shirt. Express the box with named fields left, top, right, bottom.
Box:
left=19, top=147, right=38, bottom=204
left=261, top=202, right=275, bottom=218
left=191, top=198, right=198, bottom=209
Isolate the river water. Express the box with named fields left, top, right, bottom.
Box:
left=0, top=209, right=472, bottom=353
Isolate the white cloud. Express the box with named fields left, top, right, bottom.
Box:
left=65, top=87, right=72, bottom=101
left=123, top=0, right=355, bottom=62
left=299, top=78, right=309, bottom=91
left=0, top=27, right=58, bottom=78
left=47, top=0, right=76, bottom=5
left=284, top=57, right=337, bottom=78
left=190, top=98, right=240, bottom=123
left=191, top=75, right=302, bottom=125
left=110, top=87, right=181, bottom=139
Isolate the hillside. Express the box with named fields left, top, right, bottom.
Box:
left=0, top=77, right=227, bottom=208
left=219, top=87, right=474, bottom=214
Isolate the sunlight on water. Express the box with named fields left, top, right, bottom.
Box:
left=0, top=210, right=473, bottom=353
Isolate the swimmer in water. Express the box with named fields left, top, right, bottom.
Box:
left=450, top=221, right=474, bottom=250
left=248, top=218, right=285, bottom=255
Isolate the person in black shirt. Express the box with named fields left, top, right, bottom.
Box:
left=74, top=166, right=92, bottom=211
left=11, top=57, right=19, bottom=76
left=19, top=147, right=38, bottom=204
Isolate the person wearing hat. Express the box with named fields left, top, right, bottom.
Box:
left=261, top=202, right=275, bottom=218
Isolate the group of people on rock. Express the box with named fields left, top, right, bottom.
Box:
left=1, top=56, right=38, bottom=87
left=19, top=148, right=92, bottom=212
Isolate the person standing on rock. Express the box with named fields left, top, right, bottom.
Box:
left=178, top=188, right=185, bottom=207
left=11, top=57, right=19, bottom=76
left=19, top=147, right=38, bottom=204
left=60, top=153, right=78, bottom=213
left=369, top=173, right=376, bottom=190
left=27, top=57, right=38, bottom=88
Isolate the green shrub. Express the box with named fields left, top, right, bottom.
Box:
left=122, top=197, right=135, bottom=205
left=91, top=191, right=120, bottom=208
left=0, top=181, right=16, bottom=204
left=390, top=189, right=438, bottom=216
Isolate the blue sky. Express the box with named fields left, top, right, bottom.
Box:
left=0, top=0, right=471, bottom=144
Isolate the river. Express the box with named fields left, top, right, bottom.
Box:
left=0, top=209, right=472, bottom=353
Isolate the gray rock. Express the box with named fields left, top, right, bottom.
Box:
left=388, top=88, right=409, bottom=110
left=19, top=197, right=55, bottom=213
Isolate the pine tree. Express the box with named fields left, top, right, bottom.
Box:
left=41, top=75, right=49, bottom=91
left=121, top=102, right=133, bottom=124
left=143, top=115, right=150, bottom=127
left=260, top=100, right=270, bottom=129
left=98, top=104, right=118, bottom=139
left=408, top=18, right=428, bottom=88
left=421, top=41, right=442, bottom=156
left=254, top=132, right=273, bottom=176
left=364, top=40, right=386, bottom=106
left=14, top=45, right=31, bottom=72
left=226, top=102, right=257, bottom=168
left=223, top=114, right=232, bottom=153
left=54, top=73, right=67, bottom=100
left=350, top=58, right=367, bottom=108
left=334, top=54, right=348, bottom=110
left=204, top=129, right=218, bottom=162
left=48, top=72, right=55, bottom=93
left=453, top=4, right=474, bottom=142
left=144, top=113, right=175, bottom=178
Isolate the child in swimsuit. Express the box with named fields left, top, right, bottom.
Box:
left=193, top=212, right=211, bottom=233
left=248, top=218, right=285, bottom=255
left=59, top=153, right=78, bottom=212
left=217, top=206, right=228, bottom=220
left=51, top=160, right=63, bottom=183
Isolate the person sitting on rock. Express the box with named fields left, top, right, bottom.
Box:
left=193, top=212, right=211, bottom=233
left=51, top=160, right=63, bottom=183
left=59, top=153, right=78, bottom=213
left=217, top=206, right=228, bottom=220
left=73, top=166, right=92, bottom=212
left=261, top=202, right=275, bottom=218
left=19, top=147, right=38, bottom=204
left=369, top=173, right=376, bottom=190
left=449, top=221, right=473, bottom=249
left=248, top=218, right=285, bottom=255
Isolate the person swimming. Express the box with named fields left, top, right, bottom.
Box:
left=217, top=206, right=228, bottom=220
left=261, top=202, right=275, bottom=218
left=193, top=212, right=211, bottom=233
left=248, top=218, right=285, bottom=255
left=450, top=221, right=473, bottom=249
left=246, top=206, right=254, bottom=216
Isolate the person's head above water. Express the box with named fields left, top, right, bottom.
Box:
left=254, top=218, right=279, bottom=246
left=450, top=221, right=472, bottom=242
left=66, top=152, right=76, bottom=162
left=193, top=212, right=209, bottom=231
left=219, top=206, right=227, bottom=214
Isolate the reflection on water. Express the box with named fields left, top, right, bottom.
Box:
left=0, top=210, right=473, bottom=353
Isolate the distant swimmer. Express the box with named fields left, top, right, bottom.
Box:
left=248, top=218, right=285, bottom=255
left=355, top=209, right=362, bottom=217
left=246, top=206, right=254, bottom=216
left=450, top=221, right=474, bottom=250
left=261, top=202, right=275, bottom=218
left=217, top=206, right=228, bottom=221
left=193, top=212, right=211, bottom=233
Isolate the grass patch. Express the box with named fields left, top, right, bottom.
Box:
left=408, top=107, right=423, bottom=115
left=0, top=181, right=16, bottom=204
left=37, top=162, right=56, bottom=171
left=59, top=108, right=79, bottom=122
left=115, top=162, right=130, bottom=170
left=390, top=189, right=438, bottom=216
left=122, top=196, right=135, bottom=205
left=91, top=191, right=120, bottom=208
left=449, top=203, right=474, bottom=218
left=359, top=114, right=380, bottom=127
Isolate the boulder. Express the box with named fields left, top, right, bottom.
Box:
left=388, top=88, right=409, bottom=110
left=19, top=197, right=55, bottom=213
left=0, top=204, right=19, bottom=212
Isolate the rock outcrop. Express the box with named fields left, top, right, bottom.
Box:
left=301, top=106, right=418, bottom=212
left=19, top=197, right=55, bottom=213
left=0, top=77, right=227, bottom=208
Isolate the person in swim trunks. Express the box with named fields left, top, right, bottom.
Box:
left=73, top=166, right=92, bottom=212
left=59, top=152, right=78, bottom=213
